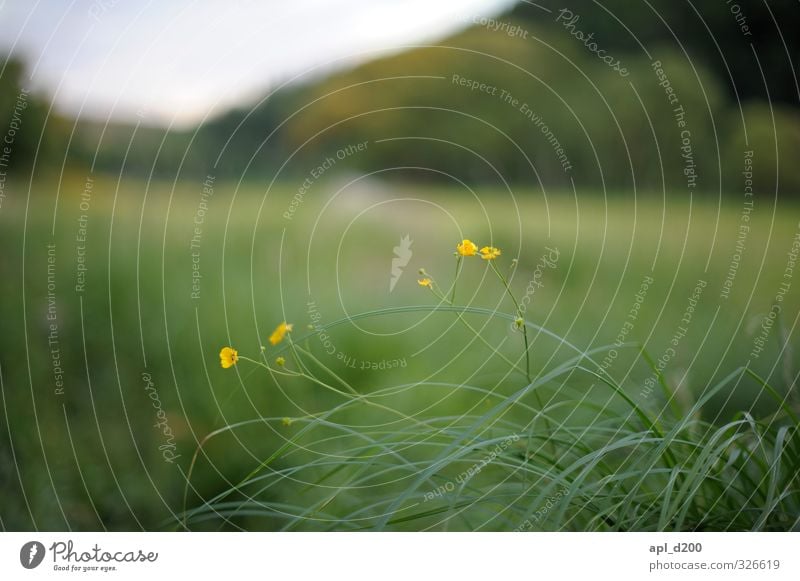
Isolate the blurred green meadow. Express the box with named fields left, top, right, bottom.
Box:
left=1, top=172, right=797, bottom=530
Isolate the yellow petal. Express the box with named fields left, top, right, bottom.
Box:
left=457, top=239, right=478, bottom=257
left=269, top=322, right=293, bottom=345
left=219, top=346, right=238, bottom=368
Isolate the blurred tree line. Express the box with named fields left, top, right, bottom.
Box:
left=2, top=0, right=798, bottom=194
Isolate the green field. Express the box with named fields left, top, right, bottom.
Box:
left=1, top=174, right=798, bottom=530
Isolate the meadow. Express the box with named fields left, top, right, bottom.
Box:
left=1, top=173, right=797, bottom=531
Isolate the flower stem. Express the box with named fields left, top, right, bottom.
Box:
left=450, top=255, right=462, bottom=304
left=487, top=261, right=556, bottom=455
left=489, top=261, right=530, bottom=383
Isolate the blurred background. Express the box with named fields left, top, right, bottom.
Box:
left=1, top=0, right=799, bottom=530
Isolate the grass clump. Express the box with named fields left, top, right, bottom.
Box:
left=181, top=241, right=799, bottom=532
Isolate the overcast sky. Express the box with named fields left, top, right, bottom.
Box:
left=0, top=0, right=515, bottom=126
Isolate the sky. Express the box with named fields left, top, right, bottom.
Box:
left=0, top=0, right=515, bottom=127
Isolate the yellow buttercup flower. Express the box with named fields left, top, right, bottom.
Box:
left=456, top=239, right=478, bottom=257
left=480, top=246, right=501, bottom=260
left=219, top=346, right=238, bottom=369
left=418, top=278, right=432, bottom=287
left=269, top=322, right=293, bottom=346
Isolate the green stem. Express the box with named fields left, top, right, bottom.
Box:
left=489, top=261, right=530, bottom=383
left=291, top=343, right=360, bottom=397
left=451, top=255, right=462, bottom=304
left=272, top=345, right=443, bottom=433
left=424, top=266, right=528, bottom=377
left=238, top=355, right=301, bottom=379
left=488, top=260, right=556, bottom=457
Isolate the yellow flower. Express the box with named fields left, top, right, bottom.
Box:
left=269, top=322, right=293, bottom=345
left=456, top=239, right=478, bottom=257
left=275, top=356, right=286, bottom=367
left=219, top=346, right=238, bottom=369
left=480, top=246, right=501, bottom=260
left=418, top=278, right=432, bottom=288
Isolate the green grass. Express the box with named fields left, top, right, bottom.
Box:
left=176, top=309, right=799, bottom=531
left=0, top=174, right=798, bottom=531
